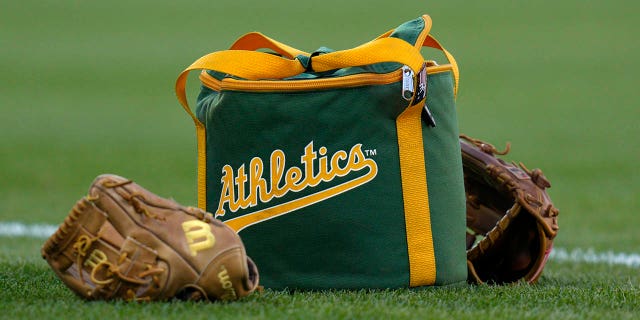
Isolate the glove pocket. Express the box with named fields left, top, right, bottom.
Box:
left=79, top=235, right=167, bottom=300
left=110, top=236, right=168, bottom=300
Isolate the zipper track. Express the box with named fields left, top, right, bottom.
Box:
left=199, top=64, right=454, bottom=92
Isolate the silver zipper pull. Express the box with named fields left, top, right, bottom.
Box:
left=401, top=66, right=414, bottom=101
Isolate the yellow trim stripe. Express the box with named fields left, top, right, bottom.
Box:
left=396, top=99, right=437, bottom=287
left=395, top=14, right=437, bottom=287
left=200, top=69, right=403, bottom=92
left=195, top=124, right=207, bottom=209
left=175, top=70, right=208, bottom=210
left=413, top=15, right=432, bottom=50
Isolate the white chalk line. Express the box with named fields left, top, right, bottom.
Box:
left=0, top=221, right=59, bottom=239
left=1, top=221, right=639, bottom=268
left=549, top=247, right=640, bottom=268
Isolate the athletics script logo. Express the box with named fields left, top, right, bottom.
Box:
left=215, top=141, right=378, bottom=232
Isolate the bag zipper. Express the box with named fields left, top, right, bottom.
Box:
left=199, top=63, right=454, bottom=95
left=200, top=69, right=403, bottom=92
left=200, top=63, right=450, bottom=128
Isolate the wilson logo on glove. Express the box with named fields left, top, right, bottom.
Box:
left=215, top=141, right=378, bottom=232
left=182, top=220, right=216, bottom=256
left=217, top=266, right=237, bottom=300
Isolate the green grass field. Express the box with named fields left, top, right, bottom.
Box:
left=1, top=0, right=638, bottom=319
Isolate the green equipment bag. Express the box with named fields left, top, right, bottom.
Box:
left=176, top=15, right=466, bottom=289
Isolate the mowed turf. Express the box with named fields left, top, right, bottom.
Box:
left=1, top=0, right=639, bottom=319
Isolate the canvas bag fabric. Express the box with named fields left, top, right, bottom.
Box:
left=176, top=15, right=467, bottom=289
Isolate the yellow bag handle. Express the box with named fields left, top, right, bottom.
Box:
left=175, top=36, right=425, bottom=124
left=229, top=32, right=310, bottom=58
left=422, top=35, right=459, bottom=97
left=176, top=15, right=458, bottom=124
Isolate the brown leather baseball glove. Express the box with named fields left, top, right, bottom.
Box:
left=42, top=174, right=259, bottom=301
left=461, top=134, right=559, bottom=284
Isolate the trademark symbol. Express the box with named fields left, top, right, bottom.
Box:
left=365, top=149, right=377, bottom=157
